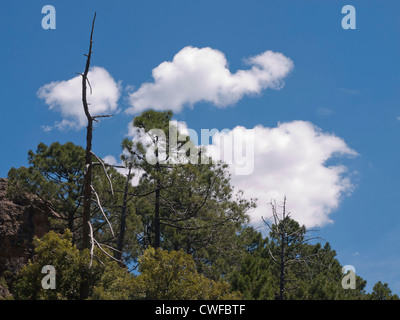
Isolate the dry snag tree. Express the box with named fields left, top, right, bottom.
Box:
left=75, top=13, right=250, bottom=299
left=78, top=13, right=120, bottom=299
left=263, top=196, right=322, bottom=300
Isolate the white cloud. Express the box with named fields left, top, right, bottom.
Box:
left=316, top=107, right=334, bottom=117
left=117, top=118, right=357, bottom=228
left=102, top=155, right=143, bottom=187
left=127, top=46, right=293, bottom=114
left=206, top=121, right=358, bottom=228
left=38, top=66, right=121, bottom=130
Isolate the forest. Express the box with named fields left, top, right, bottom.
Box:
left=0, top=13, right=398, bottom=301
left=0, top=108, right=397, bottom=300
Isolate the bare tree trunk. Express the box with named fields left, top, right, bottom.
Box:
left=186, top=233, right=191, bottom=254
left=80, top=13, right=96, bottom=300
left=82, top=123, right=93, bottom=250
left=278, top=199, right=286, bottom=300
left=279, top=230, right=285, bottom=300
left=154, top=176, right=161, bottom=249
left=115, top=164, right=132, bottom=264
left=153, top=138, right=161, bottom=249
left=68, top=212, right=75, bottom=244
left=81, top=13, right=96, bottom=251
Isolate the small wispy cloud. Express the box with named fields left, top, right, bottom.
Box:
left=316, top=107, right=334, bottom=117
left=339, top=88, right=360, bottom=95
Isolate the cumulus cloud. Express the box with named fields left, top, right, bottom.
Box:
left=206, top=121, right=358, bottom=228
left=38, top=66, right=121, bottom=130
left=127, top=46, right=293, bottom=114
left=111, top=118, right=356, bottom=228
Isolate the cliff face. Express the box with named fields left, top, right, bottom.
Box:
left=0, top=178, right=52, bottom=276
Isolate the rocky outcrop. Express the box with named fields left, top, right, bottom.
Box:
left=0, top=178, right=53, bottom=276
left=0, top=282, right=12, bottom=300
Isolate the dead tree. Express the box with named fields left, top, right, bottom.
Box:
left=79, top=13, right=118, bottom=299
left=263, top=196, right=321, bottom=300
left=81, top=13, right=96, bottom=253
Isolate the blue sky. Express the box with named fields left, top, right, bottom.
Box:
left=1, top=1, right=400, bottom=294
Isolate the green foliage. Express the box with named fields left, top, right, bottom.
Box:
left=228, top=225, right=370, bottom=300
left=160, top=162, right=254, bottom=279
left=229, top=227, right=275, bottom=299
left=89, top=261, right=136, bottom=300
left=7, top=142, right=85, bottom=239
left=369, top=281, right=399, bottom=300
left=126, top=110, right=254, bottom=279
left=132, top=247, right=242, bottom=300
left=5, top=110, right=399, bottom=300
left=133, top=110, right=173, bottom=134
left=287, top=242, right=367, bottom=300
left=6, top=141, right=142, bottom=266
left=13, top=230, right=135, bottom=300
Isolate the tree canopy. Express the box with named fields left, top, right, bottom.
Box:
left=3, top=110, right=398, bottom=301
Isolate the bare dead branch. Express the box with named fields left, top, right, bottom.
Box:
left=86, top=77, right=93, bottom=95
left=268, top=247, right=279, bottom=265
left=98, top=242, right=122, bottom=253
left=92, top=162, right=126, bottom=169
left=90, top=151, right=114, bottom=195
left=93, top=254, right=105, bottom=266
left=93, top=238, right=122, bottom=263
left=92, top=114, right=114, bottom=119
left=90, top=184, right=114, bottom=237
left=88, top=221, right=94, bottom=268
